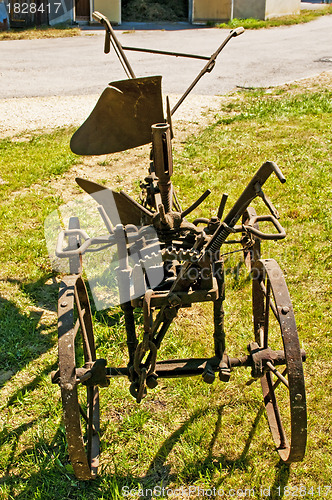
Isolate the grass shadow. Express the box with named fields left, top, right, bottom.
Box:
left=0, top=281, right=56, bottom=379
left=0, top=392, right=292, bottom=498
left=271, top=460, right=291, bottom=499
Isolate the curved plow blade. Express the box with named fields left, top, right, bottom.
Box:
left=70, top=76, right=164, bottom=155
left=76, top=177, right=153, bottom=227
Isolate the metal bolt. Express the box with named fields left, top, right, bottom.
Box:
left=295, top=393, right=302, bottom=402
left=61, top=301, right=68, bottom=308
left=146, top=374, right=158, bottom=389
left=281, top=306, right=290, bottom=315
left=219, top=368, right=231, bottom=383
left=202, top=370, right=215, bottom=384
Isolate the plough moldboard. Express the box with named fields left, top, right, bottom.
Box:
left=49, top=12, right=307, bottom=481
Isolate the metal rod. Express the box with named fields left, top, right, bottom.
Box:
left=260, top=280, right=279, bottom=321
left=73, top=317, right=80, bottom=339
left=263, top=278, right=271, bottom=349
left=97, top=205, right=114, bottom=235
left=266, top=361, right=289, bottom=388
left=110, top=37, right=133, bottom=79
left=105, top=355, right=252, bottom=379
left=171, top=27, right=244, bottom=115
left=173, top=190, right=182, bottom=212
left=74, top=287, right=92, bottom=363
left=122, top=45, right=211, bottom=61
left=217, top=193, right=228, bottom=220
left=92, top=11, right=136, bottom=79
left=181, top=189, right=211, bottom=218
left=266, top=372, right=287, bottom=449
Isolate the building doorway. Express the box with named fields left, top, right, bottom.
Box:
left=122, top=0, right=189, bottom=22
left=75, top=0, right=90, bottom=20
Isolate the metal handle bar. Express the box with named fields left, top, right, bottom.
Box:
left=92, top=10, right=244, bottom=116
left=55, top=225, right=139, bottom=258
left=121, top=45, right=212, bottom=61
left=243, top=215, right=286, bottom=240
left=92, top=11, right=136, bottom=78
left=171, top=27, right=244, bottom=115
left=204, top=161, right=286, bottom=255
left=56, top=229, right=115, bottom=258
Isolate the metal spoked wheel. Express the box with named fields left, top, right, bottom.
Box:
left=58, top=274, right=100, bottom=480
left=252, top=258, right=307, bottom=463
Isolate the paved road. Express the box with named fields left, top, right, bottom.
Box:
left=1, top=15, right=332, bottom=99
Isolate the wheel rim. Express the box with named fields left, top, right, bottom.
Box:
left=58, top=275, right=100, bottom=480
left=252, top=258, right=307, bottom=463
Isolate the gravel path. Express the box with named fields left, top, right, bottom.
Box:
left=1, top=15, right=332, bottom=138
left=0, top=93, right=224, bottom=138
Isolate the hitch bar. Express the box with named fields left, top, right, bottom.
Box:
left=51, top=348, right=306, bottom=385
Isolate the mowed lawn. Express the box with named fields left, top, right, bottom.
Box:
left=0, top=76, right=331, bottom=499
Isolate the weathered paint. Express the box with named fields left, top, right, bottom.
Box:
left=233, top=0, right=301, bottom=21
left=94, top=0, right=121, bottom=24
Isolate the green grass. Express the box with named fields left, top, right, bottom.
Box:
left=1, top=82, right=332, bottom=498
left=0, top=128, right=79, bottom=280
left=217, top=7, right=332, bottom=29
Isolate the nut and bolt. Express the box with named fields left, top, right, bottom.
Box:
left=202, top=370, right=215, bottom=384
left=146, top=374, right=158, bottom=389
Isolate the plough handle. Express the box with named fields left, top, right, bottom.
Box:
left=171, top=27, right=244, bottom=115
left=205, top=161, right=286, bottom=254
left=92, top=11, right=136, bottom=79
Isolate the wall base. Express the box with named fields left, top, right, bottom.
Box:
left=233, top=0, right=301, bottom=21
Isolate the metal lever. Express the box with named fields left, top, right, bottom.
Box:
left=181, top=189, right=211, bottom=218
left=203, top=161, right=286, bottom=255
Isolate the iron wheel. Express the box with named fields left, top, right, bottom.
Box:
left=58, top=274, right=100, bottom=480
left=252, top=258, right=307, bottom=463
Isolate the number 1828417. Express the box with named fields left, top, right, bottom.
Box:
left=8, top=3, right=62, bottom=14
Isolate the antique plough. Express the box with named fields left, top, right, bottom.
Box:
left=50, top=12, right=307, bottom=480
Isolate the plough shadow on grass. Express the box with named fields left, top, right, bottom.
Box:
left=0, top=402, right=290, bottom=499
left=136, top=404, right=290, bottom=500
left=0, top=275, right=59, bottom=378
left=0, top=269, right=291, bottom=498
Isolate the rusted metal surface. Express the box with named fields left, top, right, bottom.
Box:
left=52, top=12, right=307, bottom=480
left=70, top=76, right=164, bottom=155
left=75, top=177, right=153, bottom=226
left=253, top=259, right=307, bottom=463
left=57, top=275, right=100, bottom=480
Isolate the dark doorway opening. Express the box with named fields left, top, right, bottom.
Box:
left=75, top=0, right=90, bottom=20
left=122, top=0, right=189, bottom=22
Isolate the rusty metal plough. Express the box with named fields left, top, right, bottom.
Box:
left=49, top=12, right=307, bottom=480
